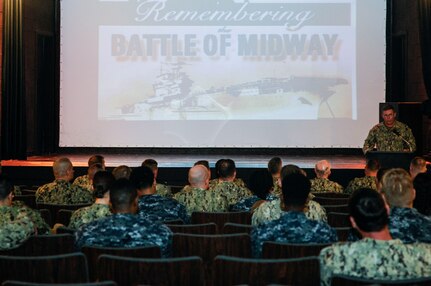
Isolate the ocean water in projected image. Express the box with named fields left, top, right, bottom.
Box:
left=114, top=62, right=349, bottom=121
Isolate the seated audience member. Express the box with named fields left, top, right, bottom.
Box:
left=174, top=165, right=229, bottom=215
left=74, top=163, right=104, bottom=191
left=36, top=157, right=93, bottom=204
left=345, top=159, right=379, bottom=194
left=68, top=171, right=114, bottom=229
left=252, top=164, right=327, bottom=226
left=252, top=173, right=337, bottom=257
left=209, top=159, right=252, bottom=205
left=230, top=169, right=277, bottom=212
left=310, top=160, right=343, bottom=193
left=130, top=166, right=189, bottom=223
left=73, top=155, right=105, bottom=188
left=75, top=179, right=172, bottom=257
left=0, top=214, right=34, bottom=250
left=413, top=173, right=431, bottom=216
left=268, top=157, right=282, bottom=196
left=209, top=158, right=247, bottom=189
left=320, top=188, right=431, bottom=286
left=0, top=176, right=48, bottom=240
left=194, top=160, right=210, bottom=172
left=410, top=156, right=428, bottom=180
left=142, top=159, right=172, bottom=198
left=112, top=165, right=132, bottom=180
left=380, top=168, right=431, bottom=243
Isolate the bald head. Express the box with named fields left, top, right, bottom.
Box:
left=315, top=160, right=331, bottom=178
left=188, top=165, right=210, bottom=189
left=53, top=157, right=74, bottom=181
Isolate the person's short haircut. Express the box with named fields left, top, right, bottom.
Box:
left=215, top=159, right=224, bottom=177
left=314, top=160, right=331, bottom=177
left=380, top=168, right=414, bottom=207
left=249, top=169, right=273, bottom=200
left=93, top=171, right=115, bottom=199
left=188, top=165, right=209, bottom=186
left=88, top=155, right=105, bottom=167
left=280, top=164, right=305, bottom=181
left=410, top=156, right=427, bottom=172
left=194, top=160, right=210, bottom=171
left=381, top=103, right=396, bottom=113
left=219, top=159, right=236, bottom=179
left=268, top=157, right=282, bottom=175
left=53, top=157, right=73, bottom=178
left=129, top=166, right=155, bottom=191
left=281, top=173, right=311, bottom=207
left=366, top=159, right=380, bottom=172
left=349, top=188, right=388, bottom=232
left=112, top=165, right=132, bottom=180
left=413, top=173, right=431, bottom=216
left=110, top=178, right=137, bottom=211
left=88, top=163, right=104, bottom=180
left=0, top=176, right=13, bottom=200
left=142, top=159, right=158, bottom=172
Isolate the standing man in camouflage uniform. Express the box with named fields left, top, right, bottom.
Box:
left=174, top=165, right=229, bottom=215
left=251, top=173, right=337, bottom=257
left=344, top=159, right=379, bottom=194
left=75, top=179, right=172, bottom=257
left=310, top=160, right=343, bottom=193
left=380, top=168, right=431, bottom=243
left=130, top=166, right=189, bottom=223
left=320, top=188, right=431, bottom=286
left=36, top=157, right=93, bottom=204
left=73, top=155, right=105, bottom=189
left=363, top=103, right=416, bottom=154
left=142, top=159, right=172, bottom=198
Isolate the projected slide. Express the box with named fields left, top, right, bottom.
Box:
left=60, top=0, right=385, bottom=147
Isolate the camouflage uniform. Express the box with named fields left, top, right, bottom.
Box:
left=138, top=194, right=190, bottom=224
left=363, top=121, right=416, bottom=153
left=251, top=211, right=337, bottom=257
left=230, top=194, right=278, bottom=212
left=0, top=213, right=34, bottom=250
left=68, top=203, right=111, bottom=229
left=344, top=176, right=377, bottom=194
left=310, top=178, right=343, bottom=193
left=210, top=181, right=253, bottom=206
left=73, top=175, right=93, bottom=191
left=272, top=178, right=282, bottom=197
left=209, top=178, right=247, bottom=189
left=389, top=207, right=431, bottom=243
left=75, top=213, right=172, bottom=257
left=36, top=180, right=94, bottom=204
left=155, top=183, right=172, bottom=198
left=13, top=186, right=22, bottom=195
left=320, top=238, right=431, bottom=286
left=11, top=201, right=51, bottom=234
left=252, top=198, right=327, bottom=226
left=173, top=187, right=229, bottom=216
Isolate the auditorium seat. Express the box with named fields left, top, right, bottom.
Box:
left=191, top=211, right=252, bottom=230
left=13, top=195, right=36, bottom=209
left=222, top=222, right=253, bottom=234
left=166, top=223, right=218, bottom=234
left=56, top=209, right=74, bottom=226
left=262, top=242, right=332, bottom=259
left=322, top=204, right=349, bottom=214
left=334, top=227, right=352, bottom=242
left=0, top=234, right=75, bottom=256
left=36, top=203, right=92, bottom=227
left=311, top=192, right=350, bottom=198
left=1, top=281, right=117, bottom=286
left=313, top=197, right=349, bottom=206
left=331, top=274, right=431, bottom=286
left=327, top=212, right=351, bottom=228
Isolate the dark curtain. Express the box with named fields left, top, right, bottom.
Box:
left=1, top=0, right=26, bottom=159
left=418, top=0, right=431, bottom=115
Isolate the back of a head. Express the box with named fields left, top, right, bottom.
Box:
left=214, top=159, right=224, bottom=177
left=188, top=165, right=209, bottom=187
left=53, top=157, right=72, bottom=178
left=88, top=163, right=105, bottom=180
left=129, top=166, right=155, bottom=191
left=194, top=160, right=210, bottom=171
left=410, top=156, right=427, bottom=174
left=315, top=160, right=331, bottom=177
left=268, top=157, right=282, bottom=175
left=281, top=173, right=311, bottom=207
left=142, top=159, right=158, bottom=172
left=219, top=159, right=236, bottom=179
left=249, top=169, right=273, bottom=199
left=380, top=168, right=413, bottom=208
left=0, top=176, right=13, bottom=200
left=349, top=188, right=388, bottom=232
left=413, top=172, right=431, bottom=216
left=93, top=171, right=115, bottom=198
left=88, top=155, right=105, bottom=167
left=110, top=178, right=137, bottom=212
left=280, top=164, right=305, bottom=181
left=366, top=159, right=380, bottom=172
left=112, top=165, right=132, bottom=180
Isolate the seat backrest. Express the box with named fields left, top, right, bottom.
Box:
left=56, top=226, right=76, bottom=235
left=191, top=211, right=252, bottom=230
left=334, top=227, right=353, bottom=242
left=166, top=223, right=218, bottom=235
left=38, top=209, right=52, bottom=227
left=322, top=204, right=349, bottom=214
left=262, top=242, right=332, bottom=259
left=0, top=234, right=75, bottom=256
left=222, top=222, right=253, bottom=234
left=98, top=255, right=204, bottom=286
left=331, top=274, right=431, bottom=286
left=313, top=197, right=349, bottom=206
left=13, top=195, right=36, bottom=209
left=311, top=192, right=350, bottom=198
left=327, top=212, right=351, bottom=228
left=0, top=252, right=89, bottom=283
left=36, top=203, right=92, bottom=227
left=1, top=281, right=117, bottom=286
left=56, top=209, right=75, bottom=226
left=213, top=255, right=320, bottom=286
left=81, top=245, right=161, bottom=281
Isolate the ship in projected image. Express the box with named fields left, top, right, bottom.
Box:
left=121, top=63, right=349, bottom=120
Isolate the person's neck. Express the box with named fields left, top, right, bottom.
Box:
left=282, top=204, right=305, bottom=213
left=95, top=197, right=109, bottom=205
left=140, top=187, right=156, bottom=196
left=219, top=177, right=234, bottom=182
left=360, top=226, right=393, bottom=241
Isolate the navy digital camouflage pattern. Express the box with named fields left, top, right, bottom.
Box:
left=344, top=176, right=377, bottom=194
left=75, top=213, right=172, bottom=257
left=0, top=213, right=34, bottom=250
left=68, top=203, right=111, bottom=229
left=156, top=183, right=172, bottom=198
left=252, top=198, right=327, bottom=226
left=363, top=121, right=416, bottom=153
left=138, top=194, right=190, bottom=223
left=310, top=178, right=343, bottom=193
left=251, top=211, right=337, bottom=257
left=230, top=194, right=278, bottom=212
left=320, top=238, right=431, bottom=286
left=389, top=207, right=431, bottom=243
left=11, top=201, right=51, bottom=234
left=174, top=187, right=229, bottom=216
left=36, top=180, right=94, bottom=204
left=210, top=181, right=253, bottom=206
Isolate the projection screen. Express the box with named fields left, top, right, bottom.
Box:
left=60, top=0, right=386, bottom=148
